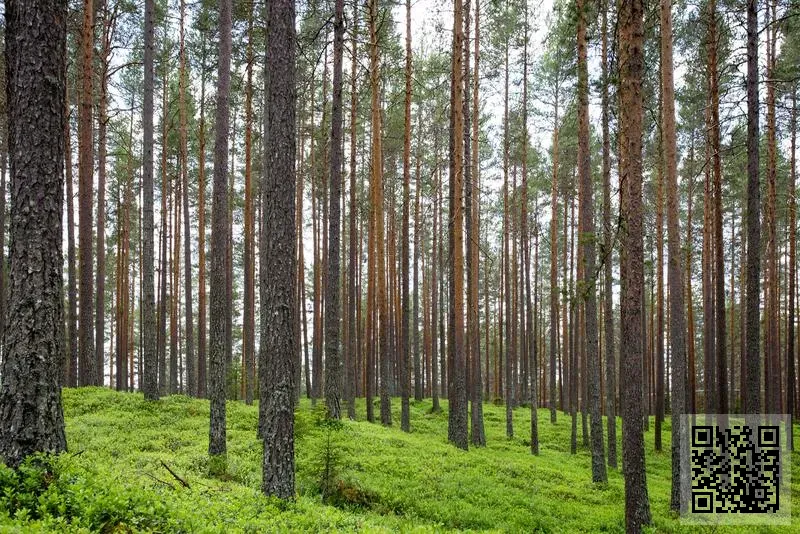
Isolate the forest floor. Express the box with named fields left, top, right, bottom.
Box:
left=0, top=388, right=797, bottom=532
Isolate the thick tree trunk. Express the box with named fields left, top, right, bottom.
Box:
left=209, top=0, right=232, bottom=458
left=0, top=0, right=68, bottom=466
left=261, top=0, right=296, bottom=499
left=619, top=0, right=651, bottom=529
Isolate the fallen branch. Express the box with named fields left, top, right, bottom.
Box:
left=142, top=471, right=175, bottom=490
left=160, top=460, right=191, bottom=489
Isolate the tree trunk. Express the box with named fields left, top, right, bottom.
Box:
left=346, top=3, right=359, bottom=419
left=619, top=0, right=651, bottom=529
left=0, top=0, right=68, bottom=466
left=78, top=0, right=96, bottom=387
left=197, top=31, right=208, bottom=399
left=744, top=0, right=760, bottom=415
left=180, top=0, right=195, bottom=398
left=96, top=0, right=113, bottom=386
left=367, top=0, right=391, bottom=426
left=209, top=0, right=232, bottom=458
left=141, top=0, right=158, bottom=401
left=661, top=0, right=687, bottom=511
left=577, top=0, right=606, bottom=482
left=502, top=24, right=513, bottom=439
left=399, top=0, right=412, bottom=431
left=601, top=0, right=616, bottom=468
left=65, top=86, right=78, bottom=388
left=765, top=0, right=780, bottom=415
left=469, top=0, right=485, bottom=447
left=324, top=0, right=345, bottom=420
left=261, top=0, right=297, bottom=499
left=709, top=0, right=727, bottom=415
left=242, top=3, right=255, bottom=405
left=447, top=0, right=468, bottom=450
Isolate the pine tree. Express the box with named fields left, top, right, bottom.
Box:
left=0, top=0, right=68, bottom=466
left=261, top=0, right=297, bottom=499
left=619, top=0, right=651, bottom=529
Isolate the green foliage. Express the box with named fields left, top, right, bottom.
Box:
left=1, top=388, right=798, bottom=532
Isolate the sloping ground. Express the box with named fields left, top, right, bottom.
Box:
left=0, top=387, right=797, bottom=532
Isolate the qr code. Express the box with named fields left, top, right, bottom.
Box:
left=682, top=415, right=791, bottom=525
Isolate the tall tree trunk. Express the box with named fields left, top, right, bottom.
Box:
left=709, top=0, right=727, bottom=415
left=502, top=22, right=513, bottom=439
left=744, top=0, right=760, bottom=415
left=66, top=86, right=79, bottom=388
left=78, top=0, right=96, bottom=387
left=197, top=31, right=208, bottom=399
left=368, top=0, right=391, bottom=426
left=0, top=0, right=68, bottom=465
left=619, top=0, right=651, bottom=529
left=655, top=100, right=664, bottom=452
left=447, top=0, right=468, bottom=450
left=520, top=4, right=536, bottom=454
left=96, top=0, right=113, bottom=386
left=141, top=0, right=158, bottom=401
left=686, top=137, right=697, bottom=414
left=601, top=0, right=616, bottom=468
left=180, top=0, right=195, bottom=398
left=346, top=3, right=359, bottom=419
left=788, top=89, right=797, bottom=448
left=261, top=0, right=297, bottom=498
left=399, top=0, right=412, bottom=431
left=324, top=0, right=345, bottom=420
left=661, top=0, right=687, bottom=511
left=469, top=0, right=485, bottom=447
left=242, top=3, right=255, bottom=405
left=577, top=0, right=606, bottom=482
left=765, top=0, right=780, bottom=415
left=209, top=0, right=232, bottom=458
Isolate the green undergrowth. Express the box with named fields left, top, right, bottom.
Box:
left=0, top=387, right=798, bottom=532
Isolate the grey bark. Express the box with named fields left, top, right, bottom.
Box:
left=209, top=0, right=232, bottom=457
left=0, top=0, right=68, bottom=466
left=261, top=0, right=297, bottom=499
left=324, top=0, right=345, bottom=420
left=141, top=0, right=158, bottom=401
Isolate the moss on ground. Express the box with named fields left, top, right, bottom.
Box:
left=0, top=387, right=796, bottom=532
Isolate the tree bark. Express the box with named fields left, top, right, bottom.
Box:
left=577, top=0, right=606, bottom=483
left=619, top=0, right=651, bottom=529
left=660, top=0, right=688, bottom=511
left=141, top=0, right=158, bottom=401
left=78, top=0, right=96, bottom=387
left=601, top=0, right=616, bottom=469
left=324, top=0, right=345, bottom=420
left=261, top=0, right=297, bottom=499
left=209, top=0, right=232, bottom=457
left=0, top=0, right=68, bottom=466
left=242, top=2, right=255, bottom=405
